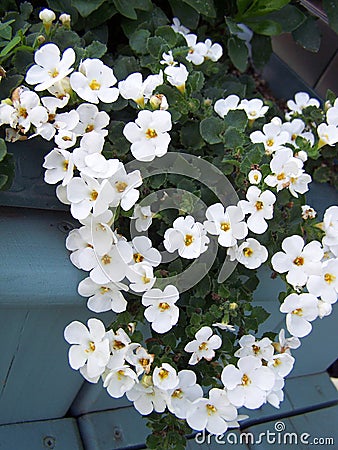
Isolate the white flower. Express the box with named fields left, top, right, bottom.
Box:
left=78, top=277, right=129, bottom=313
left=142, top=285, right=180, bottom=333
left=171, top=17, right=190, bottom=35
left=267, top=376, right=285, bottom=408
left=80, top=153, right=120, bottom=180
left=73, top=103, right=110, bottom=136
left=164, top=215, right=209, bottom=259
left=307, top=259, right=338, bottom=304
left=39, top=8, right=56, bottom=24
left=238, top=186, right=276, bottom=234
left=317, top=299, right=333, bottom=318
left=43, top=148, right=74, bottom=185
left=126, top=377, right=168, bottom=415
left=221, top=356, right=275, bottom=409
left=26, top=43, right=75, bottom=91
left=301, top=205, right=317, bottom=220
left=160, top=50, right=177, bottom=66
left=238, top=98, right=269, bottom=121
left=103, top=363, right=138, bottom=398
left=204, top=39, right=223, bottom=61
left=67, top=174, right=115, bottom=220
left=79, top=210, right=115, bottom=255
left=54, top=129, right=77, bottom=149
left=131, top=236, right=161, bottom=267
left=281, top=118, right=314, bottom=146
left=109, top=166, right=143, bottom=211
left=107, top=328, right=131, bottom=355
left=212, top=322, right=236, bottom=332
left=168, top=370, right=203, bottom=419
left=250, top=121, right=289, bottom=155
left=204, top=203, right=248, bottom=248
left=153, top=363, right=179, bottom=390
left=125, top=345, right=154, bottom=375
left=12, top=89, right=48, bottom=133
left=127, top=262, right=155, bottom=293
left=235, top=335, right=274, bottom=361
left=271, top=235, right=323, bottom=288
left=118, top=71, right=163, bottom=107
left=64, top=318, right=110, bottom=377
left=286, top=92, right=320, bottom=115
left=164, top=63, right=189, bottom=93
left=273, top=329, right=301, bottom=354
left=70, top=58, right=119, bottom=104
left=59, top=13, right=71, bottom=26
left=132, top=204, right=153, bottom=232
left=66, top=226, right=99, bottom=271
left=326, top=105, right=338, bottom=126
left=123, top=110, right=172, bottom=162
left=248, top=169, right=262, bottom=185
left=214, top=94, right=240, bottom=118
left=184, top=326, right=222, bottom=365
left=184, top=34, right=207, bottom=65
left=280, top=293, right=319, bottom=337
left=317, top=123, right=338, bottom=148
left=72, top=132, right=105, bottom=171
left=322, top=206, right=338, bottom=249
left=267, top=353, right=295, bottom=378
left=236, top=238, right=268, bottom=269
left=186, top=389, right=239, bottom=435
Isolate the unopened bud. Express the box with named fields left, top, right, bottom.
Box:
left=37, top=35, right=46, bottom=45
left=149, top=94, right=168, bottom=110
left=39, top=8, right=56, bottom=34
left=59, top=13, right=71, bottom=28
left=204, top=98, right=212, bottom=107
left=229, top=302, right=238, bottom=310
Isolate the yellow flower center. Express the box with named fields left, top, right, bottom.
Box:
left=100, top=286, right=110, bottom=294
left=198, top=341, right=208, bottom=351
left=113, top=340, right=125, bottom=350
left=292, top=308, right=303, bottom=316
left=89, top=79, right=101, bottom=90
left=145, top=128, right=158, bottom=139
left=159, top=368, right=169, bottom=379
left=291, top=133, right=297, bottom=141
left=90, top=190, right=98, bottom=201
left=266, top=139, right=274, bottom=147
left=172, top=388, right=183, bottom=399
left=133, top=253, right=144, bottom=263
left=220, top=222, right=230, bottom=232
left=324, top=273, right=336, bottom=284
left=101, top=254, right=111, bottom=265
left=18, top=107, right=28, bottom=118
left=293, top=256, right=304, bottom=266
left=241, top=374, right=251, bottom=386
left=252, top=345, right=260, bottom=355
left=159, top=302, right=170, bottom=311
left=85, top=341, right=96, bottom=353
left=63, top=160, right=69, bottom=171
left=206, top=404, right=217, bottom=415
left=117, top=369, right=125, bottom=380
left=139, top=358, right=150, bottom=368
left=254, top=174, right=259, bottom=181
left=85, top=124, right=95, bottom=133
left=243, top=247, right=253, bottom=257
left=115, top=181, right=128, bottom=193
left=184, top=234, right=194, bottom=246
left=142, top=275, right=151, bottom=284
left=255, top=200, right=264, bottom=210
left=277, top=172, right=286, bottom=181
left=50, top=69, right=59, bottom=78
left=273, top=358, right=282, bottom=367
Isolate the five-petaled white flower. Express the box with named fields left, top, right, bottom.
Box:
left=238, top=186, right=276, bottom=234
left=153, top=363, right=179, bottom=390
left=132, top=204, right=153, bottom=232
left=168, top=370, right=203, bottom=419
left=78, top=277, right=129, bottom=313
left=142, top=285, right=180, bottom=333
left=280, top=293, right=319, bottom=337
left=164, top=63, right=189, bottom=93
left=214, top=94, right=240, bottom=118
left=184, top=326, right=222, bottom=365
left=238, top=98, right=269, bottom=121
left=26, top=43, right=75, bottom=91
left=235, top=335, right=274, bottom=361
left=307, top=258, right=338, bottom=304
left=236, top=238, right=268, bottom=269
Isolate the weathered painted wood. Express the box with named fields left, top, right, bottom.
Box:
left=0, top=418, right=83, bottom=450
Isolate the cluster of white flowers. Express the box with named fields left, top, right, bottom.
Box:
left=2, top=10, right=337, bottom=437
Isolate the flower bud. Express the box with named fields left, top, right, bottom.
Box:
left=59, top=13, right=71, bottom=29
left=39, top=8, right=56, bottom=33
left=229, top=302, right=238, bottom=310
left=37, top=35, right=46, bottom=44
left=149, top=94, right=168, bottom=110
left=295, top=150, right=308, bottom=162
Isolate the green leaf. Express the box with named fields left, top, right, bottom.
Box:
left=240, top=144, right=265, bottom=172
left=238, top=0, right=291, bottom=19
left=0, top=21, right=14, bottom=41
left=182, top=0, right=216, bottom=17
left=168, top=0, right=200, bottom=28
left=155, top=26, right=177, bottom=47
left=0, top=34, right=20, bottom=58
left=130, top=29, right=151, bottom=54
left=20, top=1, right=33, bottom=20
left=0, top=153, right=14, bottom=191
left=180, top=121, right=204, bottom=149
left=226, top=17, right=245, bottom=35
left=0, top=174, right=8, bottom=189
left=251, top=305, right=270, bottom=325
left=236, top=0, right=252, bottom=17
left=264, top=4, right=306, bottom=33
left=12, top=47, right=34, bottom=73
left=251, top=34, right=272, bottom=70
left=186, top=70, right=204, bottom=92
left=224, top=110, right=248, bottom=131
left=71, top=0, right=106, bottom=17
left=0, top=138, right=7, bottom=162
left=147, top=36, right=168, bottom=58
left=245, top=19, right=282, bottom=36
left=323, top=0, right=338, bottom=34
left=292, top=16, right=321, bottom=52
left=223, top=127, right=244, bottom=149
left=200, top=116, right=225, bottom=144
left=85, top=40, right=107, bottom=58
left=0, top=74, right=23, bottom=99
left=113, top=0, right=152, bottom=19
left=228, top=36, right=248, bottom=72
left=313, top=165, right=332, bottom=183
left=52, top=28, right=83, bottom=52
left=113, top=55, right=140, bottom=80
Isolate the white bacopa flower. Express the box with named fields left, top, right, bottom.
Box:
left=153, top=363, right=179, bottom=390
left=54, top=129, right=77, bottom=149
left=280, top=293, right=319, bottom=338
left=286, top=92, right=320, bottom=115
left=80, top=153, right=120, bottom=180
left=235, top=335, right=274, bottom=361
left=67, top=174, right=115, bottom=220
left=43, top=148, right=74, bottom=185
left=142, top=285, right=180, bottom=333
left=221, top=356, right=275, bottom=409
left=204, top=203, right=248, bottom=248
left=70, top=58, right=119, bottom=104
left=271, top=235, right=323, bottom=288
left=72, top=132, right=105, bottom=171
left=126, top=262, right=155, bottom=293
left=301, top=205, right=317, bottom=220
left=266, top=376, right=285, bottom=409
left=66, top=226, right=99, bottom=271
left=64, top=318, right=110, bottom=378
left=214, top=94, right=240, bottom=118
left=307, top=258, right=338, bottom=304
left=123, top=109, right=172, bottom=162
left=168, top=370, right=203, bottom=419
left=250, top=121, right=289, bottom=155
left=59, top=13, right=71, bottom=26
left=322, top=206, right=338, bottom=250
left=236, top=238, right=268, bottom=269
left=281, top=118, right=315, bottom=147
left=11, top=89, right=49, bottom=133
left=212, top=322, right=236, bottom=332
left=248, top=169, right=262, bottom=185
left=204, top=38, right=223, bottom=61
left=238, top=98, right=269, bottom=121
left=149, top=93, right=169, bottom=111
left=107, top=327, right=131, bottom=356
left=103, top=363, right=138, bottom=398
left=267, top=353, right=295, bottom=378
left=326, top=105, right=338, bottom=126
left=109, top=166, right=143, bottom=211
left=164, top=215, right=209, bottom=259
left=126, top=376, right=168, bottom=415
left=238, top=186, right=276, bottom=234
left=160, top=50, right=177, bottom=66
left=26, top=43, right=75, bottom=92
left=125, top=345, right=154, bottom=375
left=184, top=34, right=207, bottom=65
left=317, top=299, right=333, bottom=318
left=131, top=236, right=161, bottom=267
left=118, top=71, right=164, bottom=107
left=79, top=210, right=115, bottom=255
left=186, top=388, right=239, bottom=435
left=164, top=63, right=189, bottom=93
left=171, top=17, right=190, bottom=35
left=273, top=329, right=301, bottom=355
left=78, top=277, right=128, bottom=313
left=317, top=123, right=338, bottom=148
left=132, top=204, right=153, bottom=232
left=73, top=103, right=110, bottom=136
left=39, top=8, right=56, bottom=24
left=184, top=326, right=222, bottom=365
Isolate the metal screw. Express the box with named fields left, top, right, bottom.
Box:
left=57, top=221, right=76, bottom=233
left=113, top=426, right=123, bottom=441
left=43, top=436, right=56, bottom=448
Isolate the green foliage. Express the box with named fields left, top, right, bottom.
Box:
left=323, top=0, right=338, bottom=34
left=292, top=16, right=321, bottom=52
